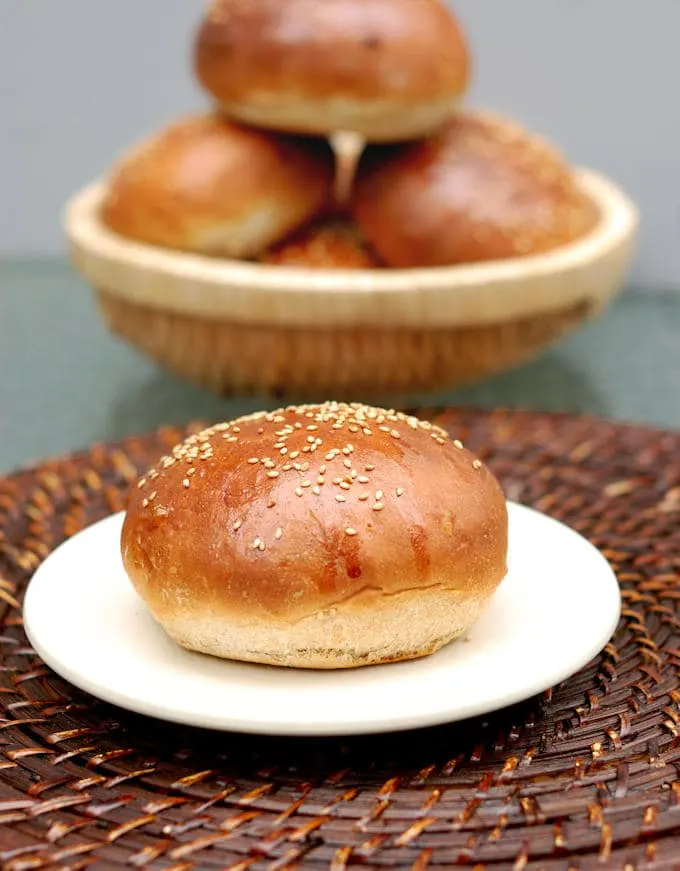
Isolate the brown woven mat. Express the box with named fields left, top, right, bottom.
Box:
left=1, top=408, right=680, bottom=870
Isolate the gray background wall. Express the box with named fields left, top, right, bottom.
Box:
left=1, top=0, right=678, bottom=289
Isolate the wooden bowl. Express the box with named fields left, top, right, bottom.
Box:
left=64, top=170, right=638, bottom=398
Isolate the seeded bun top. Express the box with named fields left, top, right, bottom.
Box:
left=352, top=111, right=599, bottom=267
left=121, top=403, right=508, bottom=669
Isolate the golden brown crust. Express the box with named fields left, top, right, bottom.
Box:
left=351, top=111, right=600, bottom=267
left=121, top=403, right=508, bottom=667
left=194, top=0, right=470, bottom=141
left=101, top=114, right=335, bottom=258
left=260, top=218, right=382, bottom=269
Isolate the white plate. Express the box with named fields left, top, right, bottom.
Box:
left=23, top=503, right=620, bottom=737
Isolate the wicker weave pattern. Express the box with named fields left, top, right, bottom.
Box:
left=97, top=292, right=592, bottom=397
left=1, top=409, right=680, bottom=869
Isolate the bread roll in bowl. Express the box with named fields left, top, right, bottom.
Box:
left=352, top=111, right=599, bottom=268
left=260, top=218, right=381, bottom=269
left=194, top=0, right=471, bottom=142
left=121, top=403, right=508, bottom=669
left=101, top=115, right=335, bottom=258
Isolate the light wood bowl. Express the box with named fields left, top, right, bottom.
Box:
left=64, top=170, right=638, bottom=398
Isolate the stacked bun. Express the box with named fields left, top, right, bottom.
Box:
left=100, top=1, right=598, bottom=268
left=194, top=0, right=470, bottom=142
left=102, top=116, right=335, bottom=258
left=352, top=112, right=599, bottom=268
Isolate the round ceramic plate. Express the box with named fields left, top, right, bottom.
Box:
left=23, top=503, right=620, bottom=737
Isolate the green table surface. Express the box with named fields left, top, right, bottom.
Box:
left=1, top=259, right=679, bottom=475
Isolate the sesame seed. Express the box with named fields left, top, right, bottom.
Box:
left=336, top=494, right=346, bottom=502
left=343, top=459, right=352, bottom=469
left=312, top=486, right=321, bottom=495
left=280, top=448, right=288, bottom=455
left=317, top=475, right=325, bottom=485
left=295, top=487, right=304, bottom=497
left=396, top=487, right=405, bottom=497
left=253, top=538, right=262, bottom=549
left=365, top=464, right=376, bottom=471
left=248, top=458, right=259, bottom=465
left=345, top=527, right=358, bottom=536
left=282, top=463, right=293, bottom=471
left=363, top=428, right=373, bottom=436
left=263, top=460, right=275, bottom=469
left=391, top=430, right=401, bottom=439
left=290, top=451, right=300, bottom=459
left=183, top=479, right=190, bottom=489
left=325, top=453, right=335, bottom=461
left=137, top=478, right=147, bottom=489
left=453, top=440, right=463, bottom=449
left=188, top=468, right=196, bottom=476
left=358, top=493, right=369, bottom=501
left=267, top=471, right=280, bottom=479
left=358, top=476, right=369, bottom=484
left=436, top=438, right=446, bottom=445
left=258, top=541, right=266, bottom=551
left=342, top=447, right=352, bottom=456
left=233, top=520, right=242, bottom=531
left=142, top=498, right=149, bottom=508
left=320, top=465, right=327, bottom=474
left=301, top=480, right=311, bottom=488
left=473, top=459, right=483, bottom=469
left=373, top=503, right=385, bottom=512
left=376, top=490, right=384, bottom=501
left=339, top=482, right=351, bottom=491
left=275, top=528, right=283, bottom=540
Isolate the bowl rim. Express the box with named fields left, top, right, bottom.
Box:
left=64, top=169, right=638, bottom=327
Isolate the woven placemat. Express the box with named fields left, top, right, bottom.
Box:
left=1, top=408, right=679, bottom=871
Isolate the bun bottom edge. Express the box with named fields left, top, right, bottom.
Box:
left=149, top=587, right=495, bottom=669
left=213, top=95, right=460, bottom=143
